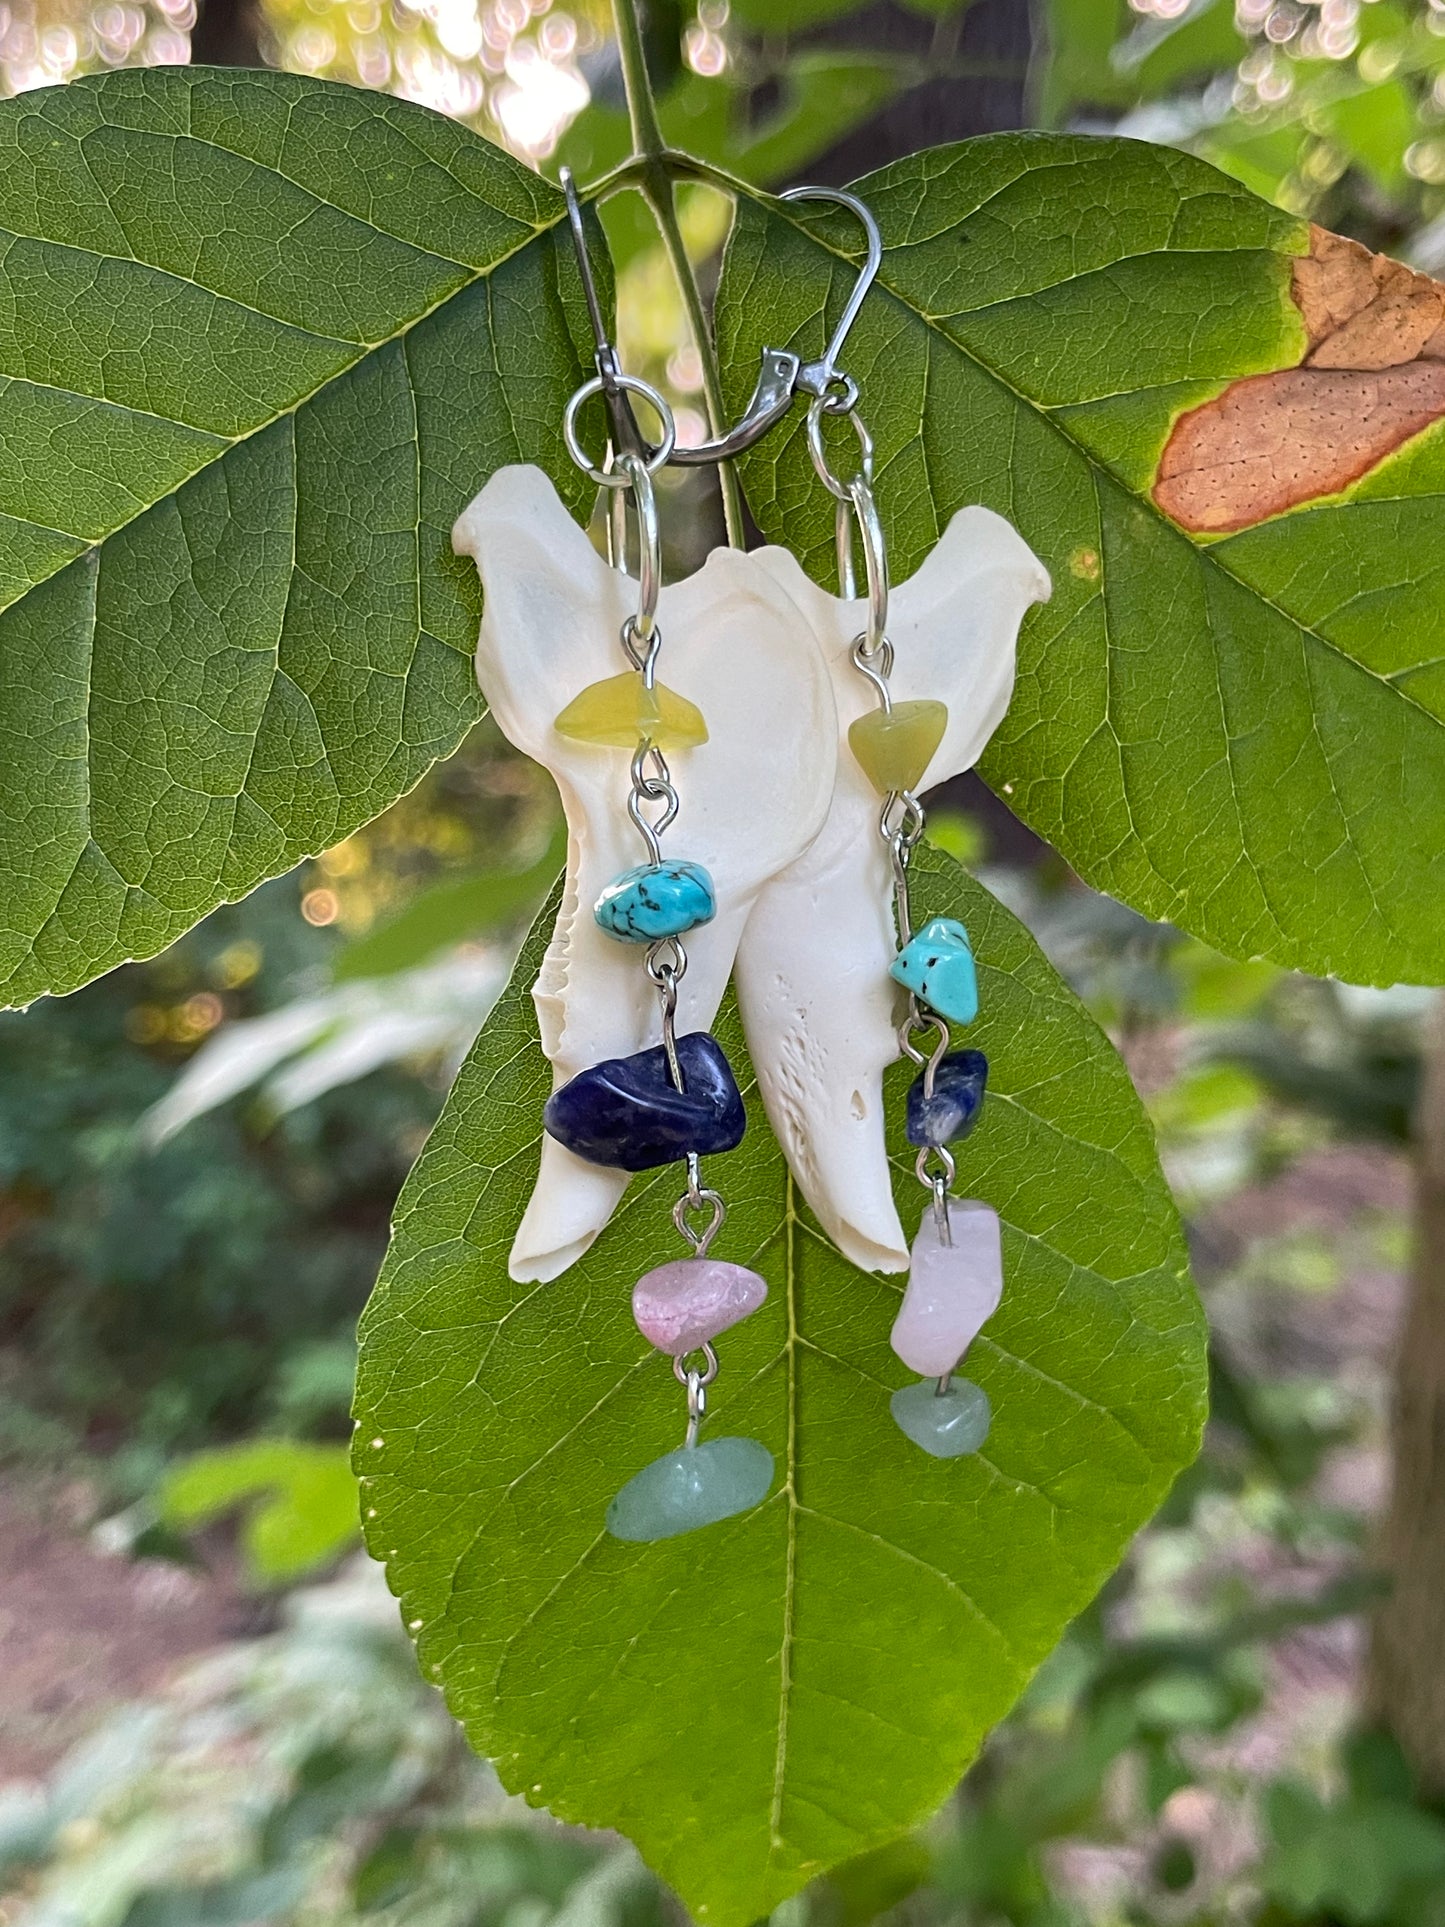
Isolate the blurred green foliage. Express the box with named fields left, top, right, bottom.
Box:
left=1038, top=0, right=1445, bottom=247
left=159, top=1439, right=361, bottom=1584
left=0, top=875, right=426, bottom=1482
left=0, top=738, right=552, bottom=1487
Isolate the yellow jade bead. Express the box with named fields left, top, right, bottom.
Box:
left=848, top=699, right=949, bottom=794
left=554, top=673, right=709, bottom=751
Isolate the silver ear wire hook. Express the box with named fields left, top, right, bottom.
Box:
left=557, top=167, right=882, bottom=472
left=776, top=184, right=882, bottom=401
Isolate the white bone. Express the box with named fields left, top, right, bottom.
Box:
left=454, top=468, right=1049, bottom=1283
left=733, top=511, right=1051, bottom=1272
left=453, top=465, right=838, bottom=1282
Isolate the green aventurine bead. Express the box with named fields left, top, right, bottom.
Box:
left=889, top=1377, right=991, bottom=1458
left=606, top=1436, right=774, bottom=1541
left=848, top=699, right=949, bottom=794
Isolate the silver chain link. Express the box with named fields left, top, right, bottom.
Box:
left=674, top=1342, right=719, bottom=1448
left=807, top=398, right=954, bottom=1240
left=572, top=423, right=734, bottom=1445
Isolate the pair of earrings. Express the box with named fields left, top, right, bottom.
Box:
left=450, top=181, right=1051, bottom=1542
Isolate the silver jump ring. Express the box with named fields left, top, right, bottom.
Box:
left=819, top=373, right=860, bottom=415
left=563, top=373, right=677, bottom=489
left=672, top=1341, right=720, bottom=1391
left=806, top=395, right=874, bottom=503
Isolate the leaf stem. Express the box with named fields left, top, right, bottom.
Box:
left=608, top=0, right=746, bottom=547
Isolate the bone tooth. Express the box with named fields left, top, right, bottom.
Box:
left=731, top=511, right=1050, bottom=1272
left=734, top=815, right=907, bottom=1273
left=453, top=467, right=839, bottom=1281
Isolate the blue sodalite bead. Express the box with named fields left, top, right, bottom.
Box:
left=594, top=860, right=716, bottom=944
left=890, top=917, right=979, bottom=1026
left=544, top=1032, right=746, bottom=1171
left=906, top=1048, right=988, bottom=1148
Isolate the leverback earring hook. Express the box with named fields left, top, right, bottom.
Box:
left=776, top=184, right=882, bottom=402
left=557, top=167, right=882, bottom=471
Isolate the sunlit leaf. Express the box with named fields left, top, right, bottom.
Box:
left=719, top=138, right=1445, bottom=986
left=0, top=68, right=593, bottom=1008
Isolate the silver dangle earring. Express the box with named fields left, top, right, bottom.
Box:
left=548, top=178, right=775, bottom=1543
left=800, top=266, right=1002, bottom=1461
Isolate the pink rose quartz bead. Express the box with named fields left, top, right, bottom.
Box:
left=631, top=1258, right=768, bottom=1356
left=889, top=1200, right=1003, bottom=1378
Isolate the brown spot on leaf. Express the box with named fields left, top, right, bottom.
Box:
left=1153, top=225, right=1445, bottom=533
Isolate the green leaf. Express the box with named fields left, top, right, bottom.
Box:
left=354, top=844, right=1204, bottom=1926
left=159, top=1438, right=358, bottom=1584
left=0, top=68, right=593, bottom=1009
left=331, top=819, right=565, bottom=982
left=717, top=137, right=1445, bottom=986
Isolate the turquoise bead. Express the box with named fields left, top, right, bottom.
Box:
left=890, top=1377, right=991, bottom=1458
left=606, top=1436, right=773, bottom=1541
left=594, top=861, right=716, bottom=944
left=890, top=917, right=979, bottom=1026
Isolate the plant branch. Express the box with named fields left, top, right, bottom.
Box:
left=607, top=0, right=746, bottom=546
left=610, top=0, right=665, bottom=160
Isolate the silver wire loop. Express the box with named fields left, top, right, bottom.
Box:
left=673, top=1185, right=726, bottom=1258
left=563, top=372, right=676, bottom=488
left=817, top=372, right=860, bottom=416
left=645, top=933, right=687, bottom=987
left=918, top=1148, right=956, bottom=1238
left=621, top=614, right=662, bottom=684
left=628, top=745, right=680, bottom=866
left=883, top=788, right=926, bottom=990
left=613, top=452, right=662, bottom=655
left=673, top=1342, right=720, bottom=1390
left=850, top=636, right=895, bottom=710
left=881, top=790, right=926, bottom=852
left=899, top=1009, right=950, bottom=1080
left=676, top=1341, right=719, bottom=1447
